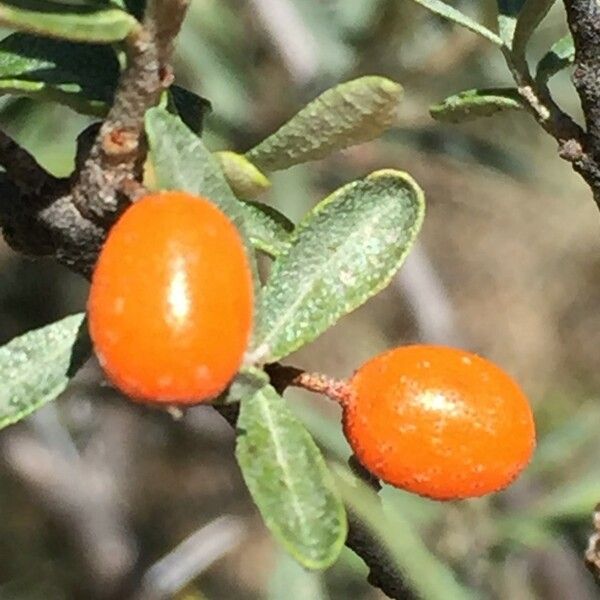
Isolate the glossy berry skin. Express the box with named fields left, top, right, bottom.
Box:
left=343, top=345, right=535, bottom=500
left=88, top=191, right=253, bottom=404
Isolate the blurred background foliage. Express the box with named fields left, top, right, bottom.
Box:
left=1, top=1, right=600, bottom=599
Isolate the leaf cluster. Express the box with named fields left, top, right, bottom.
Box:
left=0, top=0, right=430, bottom=584
left=409, top=0, right=572, bottom=123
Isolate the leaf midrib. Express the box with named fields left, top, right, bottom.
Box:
left=260, top=195, right=399, bottom=357
left=256, top=390, right=313, bottom=549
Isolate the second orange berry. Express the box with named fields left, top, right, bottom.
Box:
left=343, top=345, right=535, bottom=500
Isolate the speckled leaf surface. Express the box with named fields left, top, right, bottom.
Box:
left=0, top=0, right=138, bottom=43
left=236, top=383, right=346, bottom=569
left=255, top=169, right=424, bottom=362
left=146, top=107, right=291, bottom=263
left=0, top=313, right=87, bottom=429
left=238, top=201, right=293, bottom=258
left=245, top=76, right=402, bottom=172
left=0, top=33, right=119, bottom=115
left=145, top=107, right=246, bottom=229
left=430, top=88, right=523, bottom=123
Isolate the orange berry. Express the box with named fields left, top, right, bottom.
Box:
left=343, top=345, right=535, bottom=500
left=88, top=191, right=253, bottom=404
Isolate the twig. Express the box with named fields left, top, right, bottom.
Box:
left=560, top=0, right=600, bottom=204
left=561, top=4, right=600, bottom=560
left=73, top=0, right=189, bottom=223
left=564, top=1, right=600, bottom=159
left=500, top=44, right=600, bottom=205
left=346, top=456, right=417, bottom=600
left=0, top=0, right=190, bottom=277
left=0, top=129, right=56, bottom=195
left=264, top=362, right=352, bottom=404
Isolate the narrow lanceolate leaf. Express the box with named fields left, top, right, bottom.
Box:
left=0, top=313, right=88, bottom=430
left=496, top=0, right=525, bottom=45
left=238, top=200, right=293, bottom=259
left=513, top=0, right=556, bottom=58
left=535, top=35, right=574, bottom=83
left=0, top=33, right=119, bottom=115
left=0, top=0, right=139, bottom=43
left=216, top=151, right=271, bottom=199
left=145, top=107, right=246, bottom=231
left=255, top=170, right=424, bottom=362
left=236, top=384, right=347, bottom=569
left=245, top=76, right=403, bottom=172
left=430, top=88, right=524, bottom=123
left=408, top=0, right=502, bottom=46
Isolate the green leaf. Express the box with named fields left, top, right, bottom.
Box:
left=255, top=169, right=424, bottom=362
left=535, top=34, right=574, bottom=83
left=408, top=0, right=502, bottom=46
left=512, top=0, right=556, bottom=58
left=0, top=313, right=88, bottom=429
left=168, top=85, right=211, bottom=136
left=0, top=0, right=139, bottom=43
left=216, top=151, right=271, bottom=199
left=238, top=200, right=293, bottom=259
left=496, top=0, right=525, bottom=45
left=430, top=88, right=524, bottom=123
left=0, top=32, right=119, bottom=115
left=268, top=551, right=329, bottom=600
left=245, top=76, right=403, bottom=172
left=236, top=384, right=347, bottom=570
left=146, top=107, right=289, bottom=258
left=145, top=107, right=246, bottom=230
left=334, top=466, right=476, bottom=600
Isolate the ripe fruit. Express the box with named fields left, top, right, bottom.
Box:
left=88, top=191, right=253, bottom=404
left=343, top=345, right=535, bottom=500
